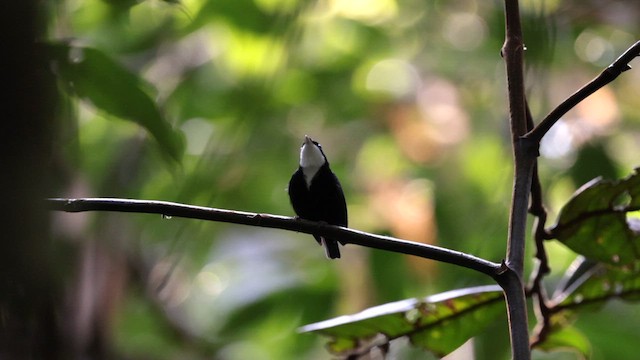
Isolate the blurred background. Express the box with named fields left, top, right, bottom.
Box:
left=7, top=0, right=640, bottom=359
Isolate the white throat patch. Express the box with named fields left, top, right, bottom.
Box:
left=300, top=141, right=326, bottom=188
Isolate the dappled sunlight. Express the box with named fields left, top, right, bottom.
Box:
left=442, top=12, right=487, bottom=51
left=520, top=0, right=560, bottom=13
left=416, top=78, right=470, bottom=146
left=607, top=133, right=640, bottom=169
left=574, top=85, right=620, bottom=133
left=178, top=228, right=317, bottom=334
left=573, top=29, right=636, bottom=67
left=354, top=137, right=437, bottom=276
left=148, top=257, right=192, bottom=308
left=286, top=105, right=327, bottom=136
left=541, top=76, right=619, bottom=166
left=387, top=105, right=444, bottom=164
left=540, top=119, right=576, bottom=160
left=325, top=0, right=398, bottom=24
left=43, top=0, right=640, bottom=357
left=360, top=177, right=438, bottom=279
left=299, top=15, right=367, bottom=67
left=459, top=135, right=510, bottom=201
left=144, top=31, right=214, bottom=98
left=181, top=118, right=215, bottom=155
left=355, top=135, right=411, bottom=185
left=383, top=77, right=470, bottom=164
left=212, top=24, right=287, bottom=79
left=254, top=0, right=299, bottom=14
left=574, top=30, right=615, bottom=65
left=364, top=59, right=420, bottom=99
left=195, top=262, right=230, bottom=297
left=370, top=179, right=435, bottom=246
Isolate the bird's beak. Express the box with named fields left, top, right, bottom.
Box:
left=304, top=135, right=314, bottom=145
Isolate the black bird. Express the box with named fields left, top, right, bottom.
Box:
left=288, top=136, right=348, bottom=259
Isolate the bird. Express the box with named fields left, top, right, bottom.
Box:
left=288, top=135, right=348, bottom=259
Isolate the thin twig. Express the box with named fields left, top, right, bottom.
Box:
left=524, top=40, right=640, bottom=351
left=526, top=101, right=550, bottom=278
left=528, top=162, right=552, bottom=347
left=523, top=98, right=552, bottom=346
left=46, top=198, right=501, bottom=277
left=525, top=40, right=640, bottom=143
left=528, top=166, right=550, bottom=278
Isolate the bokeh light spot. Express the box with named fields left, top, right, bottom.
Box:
left=443, top=12, right=487, bottom=51
left=574, top=31, right=614, bottom=65
left=365, top=59, right=419, bottom=99
left=328, top=0, right=398, bottom=24
left=181, top=118, right=214, bottom=155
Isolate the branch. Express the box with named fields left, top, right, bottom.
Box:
left=526, top=101, right=550, bottom=279
left=528, top=163, right=552, bottom=348
left=46, top=198, right=501, bottom=277
left=495, top=267, right=531, bottom=360
left=525, top=40, right=640, bottom=143
left=502, top=0, right=535, bottom=279
left=521, top=98, right=553, bottom=348
left=520, top=49, right=640, bottom=340
left=501, top=0, right=534, bottom=358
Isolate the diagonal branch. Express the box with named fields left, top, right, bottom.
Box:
left=525, top=40, right=640, bottom=143
left=46, top=198, right=501, bottom=277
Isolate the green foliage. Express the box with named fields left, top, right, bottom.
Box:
left=551, top=168, right=640, bottom=266
left=535, top=326, right=591, bottom=359
left=301, top=285, right=503, bottom=357
left=45, top=0, right=640, bottom=359
left=552, top=257, right=640, bottom=310
left=48, top=43, right=184, bottom=162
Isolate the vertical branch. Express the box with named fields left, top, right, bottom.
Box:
left=503, top=0, right=532, bottom=278
left=500, top=1, right=536, bottom=359
left=496, top=269, right=532, bottom=360
left=0, top=1, right=59, bottom=357
left=503, top=1, right=527, bottom=143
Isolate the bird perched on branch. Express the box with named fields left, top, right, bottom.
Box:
left=288, top=136, right=348, bottom=259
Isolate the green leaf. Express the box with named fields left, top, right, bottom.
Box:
left=535, top=325, right=591, bottom=359
left=47, top=43, right=184, bottom=162
left=551, top=256, right=601, bottom=301
left=552, top=261, right=640, bottom=310
left=538, top=256, right=640, bottom=358
left=550, top=168, right=640, bottom=265
left=300, top=285, right=504, bottom=358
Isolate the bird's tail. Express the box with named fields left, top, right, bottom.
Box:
left=321, top=237, right=341, bottom=259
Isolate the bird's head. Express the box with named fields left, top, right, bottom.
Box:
left=299, top=135, right=327, bottom=169
left=299, top=135, right=327, bottom=186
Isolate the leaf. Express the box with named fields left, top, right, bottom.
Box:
left=550, top=168, right=640, bottom=265
left=300, top=285, right=504, bottom=358
left=47, top=43, right=184, bottom=162
left=551, top=256, right=601, bottom=300
left=551, top=261, right=640, bottom=311
left=538, top=257, right=640, bottom=358
left=535, top=325, right=591, bottom=360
